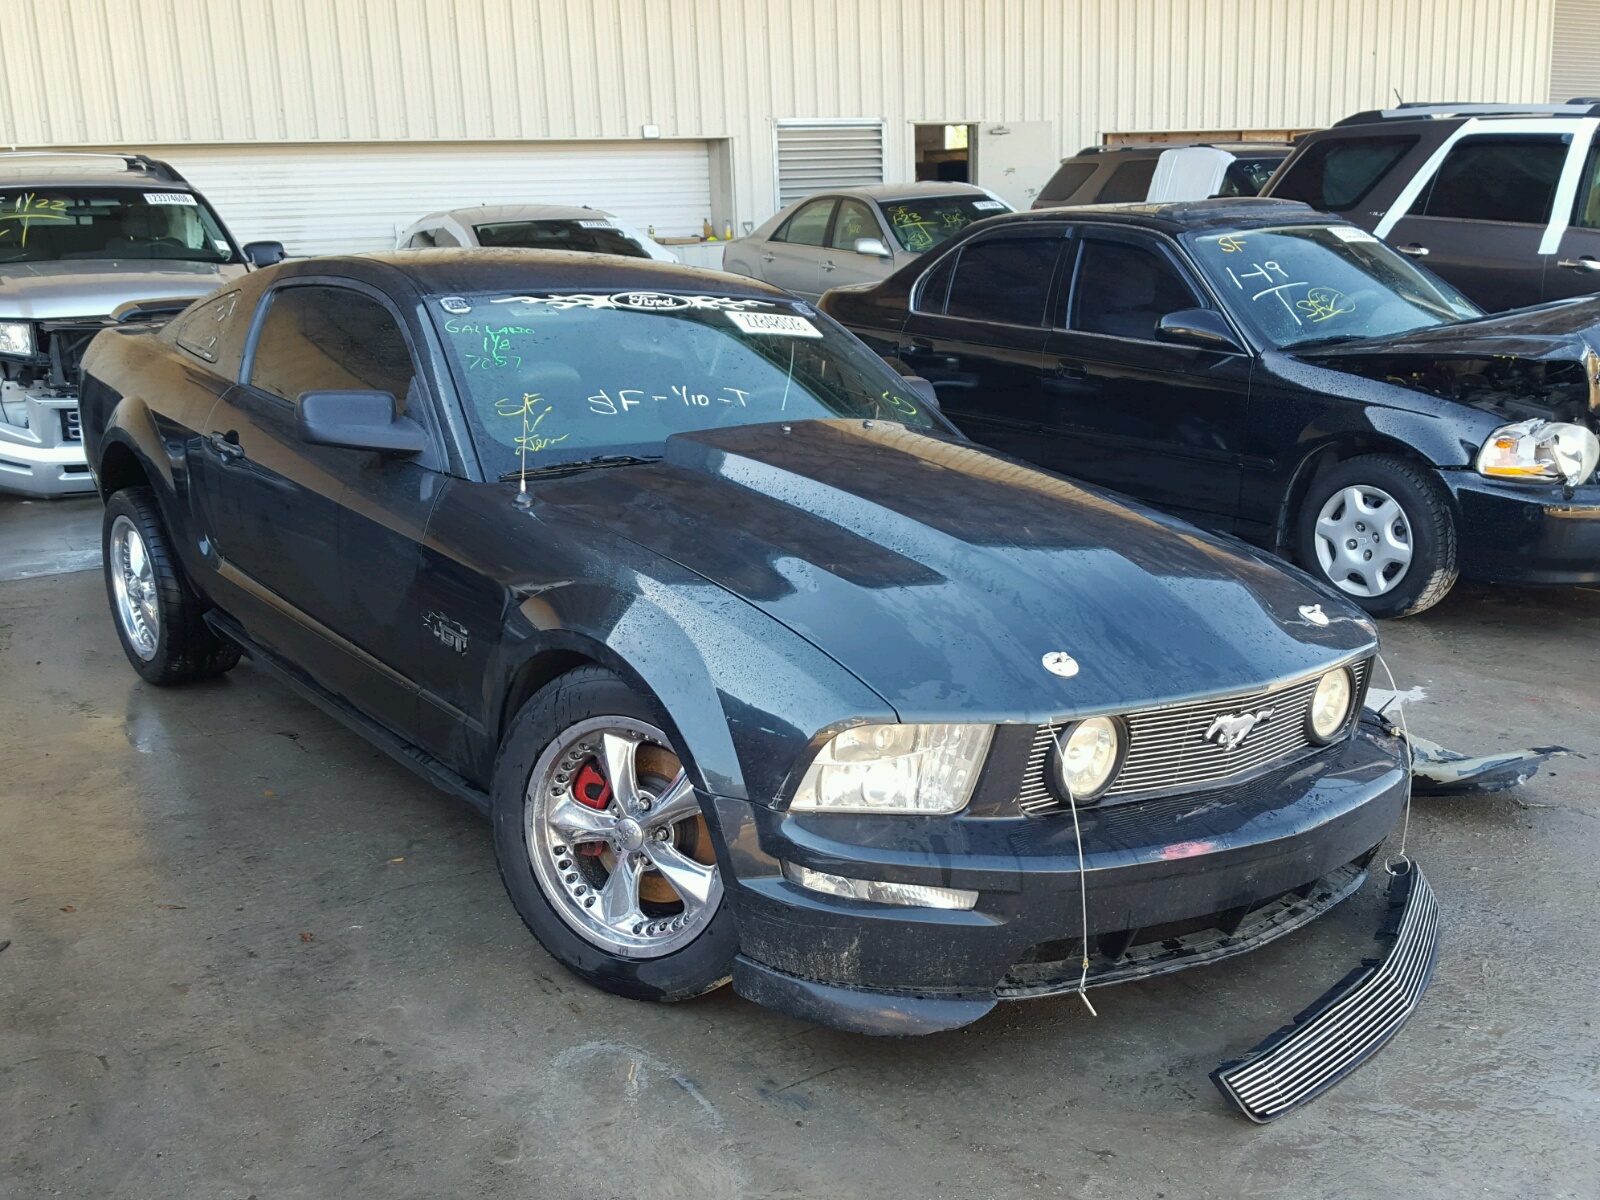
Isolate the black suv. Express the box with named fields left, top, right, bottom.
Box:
left=1035, top=142, right=1291, bottom=209
left=1263, top=101, right=1600, bottom=311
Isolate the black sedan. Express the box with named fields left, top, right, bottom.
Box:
left=79, top=251, right=1425, bottom=1117
left=821, top=198, right=1600, bottom=618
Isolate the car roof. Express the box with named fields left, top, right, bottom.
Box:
left=420, top=203, right=622, bottom=226
left=284, top=247, right=795, bottom=298
left=0, top=152, right=190, bottom=190
left=834, top=183, right=995, bottom=202
left=1059, top=142, right=1292, bottom=161
left=977, top=196, right=1327, bottom=235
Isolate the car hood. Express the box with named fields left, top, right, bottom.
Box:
left=543, top=420, right=1375, bottom=722
left=1293, top=297, right=1600, bottom=424
left=0, top=259, right=243, bottom=319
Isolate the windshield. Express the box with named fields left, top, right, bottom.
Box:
left=879, top=195, right=1011, bottom=252
left=1187, top=224, right=1481, bottom=348
left=0, top=188, right=235, bottom=264
left=472, top=219, right=650, bottom=258
left=430, top=290, right=941, bottom=475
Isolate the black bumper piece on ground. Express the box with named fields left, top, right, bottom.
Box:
left=1211, top=863, right=1440, bottom=1122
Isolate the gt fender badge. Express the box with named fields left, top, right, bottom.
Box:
left=1042, top=651, right=1079, bottom=678
left=424, top=611, right=469, bottom=654
left=1299, top=603, right=1330, bottom=626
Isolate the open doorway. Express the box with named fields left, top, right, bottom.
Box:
left=915, top=124, right=974, bottom=183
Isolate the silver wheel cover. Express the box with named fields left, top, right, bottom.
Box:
left=1313, top=484, right=1414, bottom=598
left=109, top=515, right=160, bottom=660
left=525, top=715, right=722, bottom=959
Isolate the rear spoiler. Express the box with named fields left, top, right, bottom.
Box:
left=111, top=297, right=200, bottom=325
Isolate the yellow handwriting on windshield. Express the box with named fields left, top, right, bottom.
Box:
left=1216, top=235, right=1247, bottom=253
left=1296, top=287, right=1354, bottom=322
left=0, top=193, right=70, bottom=247
left=497, top=392, right=570, bottom=481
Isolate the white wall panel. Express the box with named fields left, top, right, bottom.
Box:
left=0, top=0, right=1556, bottom=229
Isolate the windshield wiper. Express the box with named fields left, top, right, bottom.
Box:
left=498, top=454, right=660, bottom=482
left=1287, top=333, right=1376, bottom=351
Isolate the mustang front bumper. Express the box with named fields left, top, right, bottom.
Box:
left=1445, top=471, right=1600, bottom=585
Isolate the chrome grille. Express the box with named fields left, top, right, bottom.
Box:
left=59, top=407, right=81, bottom=442
left=1018, top=659, right=1370, bottom=815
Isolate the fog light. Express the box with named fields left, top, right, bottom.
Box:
left=782, top=862, right=977, bottom=910
left=1308, top=667, right=1355, bottom=742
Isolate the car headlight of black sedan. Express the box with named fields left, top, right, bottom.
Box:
left=1476, top=418, right=1600, bottom=486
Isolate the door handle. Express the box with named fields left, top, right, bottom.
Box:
left=1397, top=244, right=1430, bottom=257
left=1558, top=256, right=1600, bottom=272
left=207, top=430, right=244, bottom=462
left=761, top=253, right=776, bottom=263
left=821, top=261, right=836, bottom=272
left=1052, top=364, right=1089, bottom=380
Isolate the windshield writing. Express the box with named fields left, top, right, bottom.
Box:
left=0, top=189, right=234, bottom=264
left=432, top=291, right=937, bottom=476
left=881, top=196, right=1010, bottom=252
left=1188, top=225, right=1479, bottom=348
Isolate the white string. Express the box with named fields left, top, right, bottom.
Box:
left=1375, top=653, right=1413, bottom=873
left=1055, top=730, right=1099, bottom=1018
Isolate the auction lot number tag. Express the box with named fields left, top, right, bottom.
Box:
left=725, top=311, right=822, bottom=337
left=143, top=192, right=197, bottom=205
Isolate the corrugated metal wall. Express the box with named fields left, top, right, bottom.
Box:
left=0, top=0, right=1554, bottom=225
left=1550, top=0, right=1600, bottom=101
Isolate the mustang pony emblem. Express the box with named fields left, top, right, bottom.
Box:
left=1204, top=707, right=1275, bottom=751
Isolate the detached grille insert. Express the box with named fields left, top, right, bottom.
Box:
left=1018, top=659, right=1371, bottom=814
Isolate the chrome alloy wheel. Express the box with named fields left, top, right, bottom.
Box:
left=109, top=515, right=160, bottom=660
left=1313, top=484, right=1414, bottom=598
left=525, top=716, right=722, bottom=959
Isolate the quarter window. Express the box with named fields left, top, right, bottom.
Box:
left=915, top=251, right=957, bottom=313
left=1071, top=239, right=1200, bottom=341
left=1574, top=142, right=1600, bottom=229
left=944, top=235, right=1062, bottom=326
left=172, top=292, right=241, bottom=368
left=771, top=198, right=836, bottom=247
left=1271, top=135, right=1417, bottom=212
left=1415, top=135, right=1569, bottom=225
left=1036, top=161, right=1098, bottom=206
left=249, top=285, right=416, bottom=408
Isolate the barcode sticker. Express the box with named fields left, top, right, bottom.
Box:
left=578, top=220, right=618, bottom=229
left=972, top=200, right=1007, bottom=211
left=1329, top=225, right=1378, bottom=243
left=726, top=311, right=823, bottom=337
left=144, top=192, right=197, bottom=206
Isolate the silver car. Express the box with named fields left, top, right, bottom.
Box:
left=1, top=153, right=271, bottom=498
left=722, top=184, right=1011, bottom=300
left=396, top=204, right=678, bottom=261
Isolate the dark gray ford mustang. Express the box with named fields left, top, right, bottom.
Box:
left=79, top=251, right=1429, bottom=1118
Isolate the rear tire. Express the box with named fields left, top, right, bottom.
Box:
left=1296, top=454, right=1458, bottom=619
left=102, top=486, right=241, bottom=685
left=491, top=665, right=737, bottom=1002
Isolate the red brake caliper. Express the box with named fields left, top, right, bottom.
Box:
left=572, top=759, right=612, bottom=856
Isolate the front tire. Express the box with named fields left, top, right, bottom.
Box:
left=102, top=486, right=241, bottom=685
left=1296, top=454, right=1458, bottom=619
left=491, top=666, right=736, bottom=1001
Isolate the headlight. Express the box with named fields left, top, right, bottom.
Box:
left=1308, top=667, right=1355, bottom=743
left=1049, top=716, right=1125, bottom=803
left=0, top=322, right=34, bottom=358
left=790, top=723, right=994, bottom=814
left=1477, top=419, right=1599, bottom=487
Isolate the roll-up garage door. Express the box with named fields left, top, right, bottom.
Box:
left=137, top=140, right=713, bottom=257
left=774, top=120, right=885, bottom=207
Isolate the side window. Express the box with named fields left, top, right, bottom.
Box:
left=172, top=291, right=241, bottom=368
left=915, top=251, right=957, bottom=313
left=1097, top=159, right=1158, bottom=203
left=1573, top=142, right=1600, bottom=229
left=1071, top=239, right=1200, bottom=341
left=1416, top=135, right=1569, bottom=224
left=430, top=227, right=463, bottom=248
left=771, top=198, right=836, bottom=247
left=944, top=235, right=1062, bottom=326
left=248, top=285, right=417, bottom=409
left=1036, top=161, right=1098, bottom=206
left=830, top=199, right=879, bottom=249
left=1271, top=135, right=1417, bottom=211
left=407, top=230, right=437, bottom=248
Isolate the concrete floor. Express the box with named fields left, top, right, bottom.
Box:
left=2, top=493, right=1598, bottom=1199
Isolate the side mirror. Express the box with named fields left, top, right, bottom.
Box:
left=296, top=390, right=427, bottom=454
left=903, top=375, right=941, bottom=411
left=242, top=240, right=286, bottom=269
left=1156, top=308, right=1246, bottom=354
left=853, top=237, right=892, bottom=258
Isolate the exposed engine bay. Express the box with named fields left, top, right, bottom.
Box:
left=1310, top=349, right=1600, bottom=430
